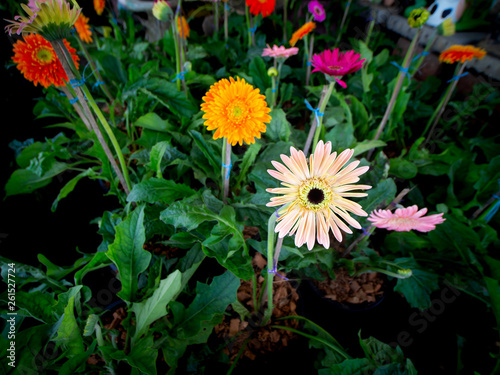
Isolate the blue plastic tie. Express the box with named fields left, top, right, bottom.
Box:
left=390, top=61, right=411, bottom=80
left=70, top=62, right=98, bottom=88
left=93, top=80, right=105, bottom=89
left=304, top=99, right=324, bottom=127
left=447, top=72, right=469, bottom=83
left=412, top=50, right=429, bottom=62
left=268, top=260, right=289, bottom=280
left=362, top=227, right=371, bottom=236
left=171, top=71, right=187, bottom=82
left=69, top=97, right=79, bottom=104
left=249, top=25, right=257, bottom=35
left=484, top=181, right=500, bottom=222
left=222, top=162, right=232, bottom=179
left=225, top=3, right=230, bottom=11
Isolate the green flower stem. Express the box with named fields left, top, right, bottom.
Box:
left=59, top=85, right=91, bottom=131
left=214, top=1, right=219, bottom=33
left=262, top=214, right=280, bottom=325
left=336, top=0, right=352, bottom=45
left=305, top=34, right=314, bottom=86
left=245, top=4, right=252, bottom=48
left=283, top=0, right=288, bottom=41
left=271, top=75, right=277, bottom=109
left=303, top=84, right=327, bottom=155
left=173, top=13, right=182, bottom=93
left=412, top=29, right=437, bottom=76
left=311, top=80, right=336, bottom=154
left=369, top=27, right=423, bottom=157
left=224, top=1, right=229, bottom=41
left=221, top=138, right=231, bottom=203
left=74, top=34, right=119, bottom=110
left=422, top=62, right=465, bottom=146
left=355, top=266, right=412, bottom=279
left=53, top=39, right=131, bottom=195
left=365, top=10, right=376, bottom=46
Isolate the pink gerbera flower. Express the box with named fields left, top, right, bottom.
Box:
left=310, top=49, right=365, bottom=88
left=267, top=141, right=371, bottom=250
left=308, top=0, right=326, bottom=22
left=368, top=205, right=446, bottom=232
left=262, top=44, right=299, bottom=60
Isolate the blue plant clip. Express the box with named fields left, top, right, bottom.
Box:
left=304, top=99, right=324, bottom=127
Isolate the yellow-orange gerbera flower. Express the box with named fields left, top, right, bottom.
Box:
left=12, top=33, right=79, bottom=88
left=246, top=0, right=276, bottom=18
left=201, top=77, right=271, bottom=146
left=177, top=16, right=189, bottom=39
left=267, top=141, right=371, bottom=250
left=74, top=13, right=92, bottom=43
left=439, top=45, right=486, bottom=64
left=94, top=0, right=105, bottom=16
left=289, top=21, right=316, bottom=47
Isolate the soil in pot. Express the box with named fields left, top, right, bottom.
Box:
left=313, top=268, right=386, bottom=310
left=213, top=253, right=307, bottom=371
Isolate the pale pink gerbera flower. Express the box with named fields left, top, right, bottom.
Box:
left=308, top=0, right=326, bottom=22
left=368, top=205, right=446, bottom=232
left=262, top=44, right=299, bottom=60
left=311, top=48, right=365, bottom=88
left=267, top=141, right=371, bottom=250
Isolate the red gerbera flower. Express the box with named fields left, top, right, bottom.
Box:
left=310, top=48, right=365, bottom=88
left=246, top=0, right=276, bottom=18
left=12, top=33, right=79, bottom=88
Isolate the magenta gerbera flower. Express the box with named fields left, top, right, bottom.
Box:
left=368, top=205, right=446, bottom=232
left=310, top=49, right=365, bottom=88
left=308, top=0, right=326, bottom=22
left=262, top=44, right=299, bottom=60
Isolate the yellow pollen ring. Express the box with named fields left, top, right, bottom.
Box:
left=298, top=178, right=333, bottom=212
left=35, top=47, right=55, bottom=64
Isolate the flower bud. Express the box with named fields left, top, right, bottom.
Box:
left=407, top=8, right=430, bottom=28
left=184, top=61, right=192, bottom=72
left=267, top=67, right=278, bottom=77
left=152, top=0, right=173, bottom=22
left=437, top=18, right=455, bottom=36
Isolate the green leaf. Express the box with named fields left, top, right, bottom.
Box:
left=74, top=252, right=111, bottom=285
left=5, top=162, right=68, bottom=196
left=51, top=168, right=96, bottom=212
left=83, top=314, right=99, bottom=336
left=14, top=291, right=58, bottom=323
left=149, top=141, right=169, bottom=177
left=266, top=109, right=291, bottom=142
left=357, top=179, right=397, bottom=227
left=127, top=178, right=196, bottom=204
left=37, top=253, right=89, bottom=280
left=319, top=358, right=373, bottom=375
left=383, top=231, right=430, bottom=254
left=59, top=341, right=97, bottom=375
left=177, top=271, right=239, bottom=343
left=393, top=257, right=439, bottom=310
left=352, top=140, right=386, bottom=157
left=325, top=122, right=356, bottom=151
left=106, top=205, right=150, bottom=302
left=248, top=56, right=271, bottom=93
left=134, top=112, right=175, bottom=133
left=54, top=296, right=85, bottom=356
left=190, top=130, right=221, bottom=175
left=234, top=142, right=262, bottom=190
left=127, top=336, right=158, bottom=375
left=131, top=270, right=182, bottom=342
left=135, top=129, right=171, bottom=149
left=389, top=158, right=418, bottom=179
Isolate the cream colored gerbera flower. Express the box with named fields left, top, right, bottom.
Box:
left=266, top=141, right=371, bottom=250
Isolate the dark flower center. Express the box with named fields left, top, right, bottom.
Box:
left=307, top=188, right=325, bottom=205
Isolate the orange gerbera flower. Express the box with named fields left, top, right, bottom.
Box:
left=12, top=33, right=79, bottom=88
left=94, top=0, right=105, bottom=16
left=246, top=0, right=276, bottom=17
left=177, top=16, right=189, bottom=39
left=201, top=77, right=271, bottom=146
left=74, top=13, right=92, bottom=43
left=439, top=45, right=486, bottom=64
left=289, top=21, right=316, bottom=47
